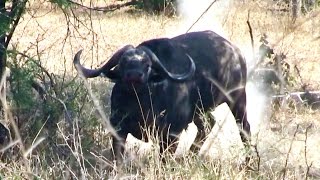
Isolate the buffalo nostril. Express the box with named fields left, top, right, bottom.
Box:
left=125, top=71, right=144, bottom=82
left=137, top=72, right=143, bottom=77
left=128, top=72, right=142, bottom=78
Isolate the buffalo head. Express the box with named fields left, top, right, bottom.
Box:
left=73, top=45, right=196, bottom=85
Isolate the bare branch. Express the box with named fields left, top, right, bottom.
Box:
left=68, top=0, right=138, bottom=12
left=282, top=124, right=299, bottom=180
left=5, top=0, right=28, bottom=49
left=253, top=144, right=261, bottom=172
left=246, top=11, right=254, bottom=58
left=186, top=0, right=219, bottom=33
left=304, top=125, right=313, bottom=179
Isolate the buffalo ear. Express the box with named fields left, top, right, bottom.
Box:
left=101, top=66, right=121, bottom=82
left=149, top=69, right=166, bottom=83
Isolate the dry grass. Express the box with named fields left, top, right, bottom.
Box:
left=1, top=0, right=320, bottom=179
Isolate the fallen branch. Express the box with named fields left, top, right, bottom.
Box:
left=272, top=91, right=320, bottom=109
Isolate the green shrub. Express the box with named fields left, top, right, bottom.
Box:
left=141, top=0, right=177, bottom=14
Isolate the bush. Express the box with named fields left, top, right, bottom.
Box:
left=2, top=49, right=108, bottom=165
left=142, top=0, right=176, bottom=14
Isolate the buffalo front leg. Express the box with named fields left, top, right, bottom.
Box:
left=112, top=133, right=127, bottom=164
left=159, top=133, right=179, bottom=155
left=191, top=117, right=206, bottom=152
left=158, top=132, right=179, bottom=163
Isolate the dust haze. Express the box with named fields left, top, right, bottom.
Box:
left=174, top=0, right=270, bottom=140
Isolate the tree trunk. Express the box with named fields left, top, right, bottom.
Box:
left=0, top=0, right=6, bottom=78
left=143, top=0, right=154, bottom=12
left=292, top=0, right=301, bottom=21
left=142, top=0, right=173, bottom=13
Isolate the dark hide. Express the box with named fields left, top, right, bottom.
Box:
left=0, top=123, right=9, bottom=145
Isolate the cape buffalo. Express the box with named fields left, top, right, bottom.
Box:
left=74, top=30, right=250, bottom=161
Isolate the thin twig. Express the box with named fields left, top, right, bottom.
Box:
left=186, top=0, right=219, bottom=33
left=294, top=65, right=304, bottom=87
left=304, top=124, right=313, bottom=180
left=282, top=124, right=300, bottom=180
left=8, top=50, right=57, bottom=90
left=253, top=144, right=261, bottom=172
left=246, top=11, right=254, bottom=57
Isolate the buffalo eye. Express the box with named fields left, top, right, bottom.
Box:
left=142, top=59, right=151, bottom=70
left=143, top=63, right=151, bottom=71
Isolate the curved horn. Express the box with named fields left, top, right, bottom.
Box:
left=73, top=45, right=134, bottom=78
left=74, top=50, right=101, bottom=78
left=139, top=46, right=196, bottom=81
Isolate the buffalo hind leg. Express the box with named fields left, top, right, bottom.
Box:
left=229, top=89, right=251, bottom=145
left=230, top=89, right=252, bottom=166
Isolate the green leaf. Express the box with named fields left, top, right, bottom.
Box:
left=50, top=0, right=71, bottom=9
left=0, top=13, right=11, bottom=35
